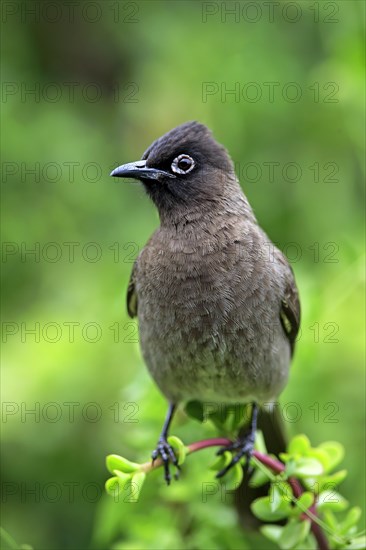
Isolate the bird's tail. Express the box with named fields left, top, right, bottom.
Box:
left=234, top=406, right=287, bottom=528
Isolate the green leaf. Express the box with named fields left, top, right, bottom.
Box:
left=318, top=441, right=345, bottom=472
left=204, top=403, right=251, bottom=433
left=209, top=404, right=236, bottom=431
left=279, top=519, right=311, bottom=549
left=277, top=481, right=293, bottom=503
left=254, top=429, right=267, bottom=454
left=260, top=525, right=283, bottom=543
left=283, top=458, right=298, bottom=478
left=291, top=491, right=314, bottom=517
left=105, top=476, right=119, bottom=495
left=251, top=496, right=291, bottom=522
left=184, top=400, right=204, bottom=423
left=235, top=404, right=251, bottom=430
left=106, top=454, right=140, bottom=474
left=226, top=403, right=249, bottom=431
left=317, top=469, right=348, bottom=493
left=114, top=470, right=133, bottom=482
left=317, top=490, right=349, bottom=512
left=307, top=448, right=332, bottom=471
left=345, top=536, right=366, bottom=549
left=292, top=457, right=324, bottom=478
left=340, top=507, right=362, bottom=534
left=249, top=466, right=271, bottom=488
left=288, top=435, right=311, bottom=456
left=167, top=436, right=187, bottom=466
left=210, top=451, right=232, bottom=471
left=220, top=462, right=244, bottom=491
left=105, top=476, right=129, bottom=498
left=269, top=483, right=282, bottom=512
left=279, top=452, right=291, bottom=463
left=294, top=533, right=317, bottom=549
left=323, top=510, right=338, bottom=530
left=269, top=481, right=292, bottom=512
left=126, top=472, right=146, bottom=502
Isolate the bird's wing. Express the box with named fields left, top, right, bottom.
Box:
left=280, top=265, right=301, bottom=355
left=127, top=262, right=138, bottom=318
left=270, top=245, right=301, bottom=354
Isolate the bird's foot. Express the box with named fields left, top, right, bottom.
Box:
left=151, top=438, right=180, bottom=485
left=215, top=430, right=256, bottom=479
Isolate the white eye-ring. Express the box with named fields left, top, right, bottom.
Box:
left=171, top=154, right=195, bottom=175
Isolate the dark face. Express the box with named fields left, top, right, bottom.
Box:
left=111, top=121, right=234, bottom=212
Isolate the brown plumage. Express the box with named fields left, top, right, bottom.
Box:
left=111, top=121, right=300, bottom=488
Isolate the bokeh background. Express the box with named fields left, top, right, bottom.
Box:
left=1, top=1, right=365, bottom=549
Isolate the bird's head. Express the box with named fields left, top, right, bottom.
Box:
left=110, top=122, right=237, bottom=217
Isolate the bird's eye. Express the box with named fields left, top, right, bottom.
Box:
left=171, top=154, right=195, bottom=175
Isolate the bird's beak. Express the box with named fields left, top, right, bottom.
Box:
left=110, top=160, right=175, bottom=181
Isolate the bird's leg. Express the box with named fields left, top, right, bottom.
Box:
left=151, top=402, right=180, bottom=485
left=216, top=403, right=258, bottom=479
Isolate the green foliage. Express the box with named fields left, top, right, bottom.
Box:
left=105, top=454, right=146, bottom=502
left=167, top=436, right=188, bottom=466
left=185, top=400, right=250, bottom=436
left=210, top=452, right=244, bottom=490
left=251, top=435, right=365, bottom=550
left=105, top=433, right=364, bottom=550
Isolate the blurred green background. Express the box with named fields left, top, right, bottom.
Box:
left=1, top=1, right=365, bottom=549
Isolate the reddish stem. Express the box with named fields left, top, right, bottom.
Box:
left=186, top=439, right=329, bottom=550
left=188, top=438, right=231, bottom=453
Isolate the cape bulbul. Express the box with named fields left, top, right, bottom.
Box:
left=111, top=122, right=300, bottom=483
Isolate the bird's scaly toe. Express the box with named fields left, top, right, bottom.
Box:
left=151, top=439, right=180, bottom=485
left=216, top=433, right=255, bottom=479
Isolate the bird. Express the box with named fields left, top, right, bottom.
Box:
left=110, top=121, right=300, bottom=485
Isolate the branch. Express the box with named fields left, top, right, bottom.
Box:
left=139, top=437, right=329, bottom=550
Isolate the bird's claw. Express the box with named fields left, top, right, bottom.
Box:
left=216, top=433, right=255, bottom=479
left=216, top=439, right=242, bottom=456
left=151, top=438, right=180, bottom=485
